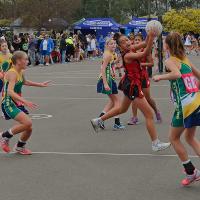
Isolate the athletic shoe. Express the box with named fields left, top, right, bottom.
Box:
left=113, top=124, right=125, bottom=131
left=13, top=145, right=32, bottom=155
left=152, top=140, right=171, bottom=152
left=45, top=63, right=49, bottom=66
left=155, top=112, right=162, bottom=123
left=127, top=117, right=139, bottom=125
left=0, top=136, right=11, bottom=153
left=181, top=169, right=200, bottom=186
left=100, top=122, right=105, bottom=130
left=90, top=118, right=104, bottom=133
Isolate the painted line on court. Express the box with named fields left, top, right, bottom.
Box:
left=31, top=76, right=97, bottom=79
left=26, top=97, right=170, bottom=100
left=30, top=72, right=98, bottom=77
left=30, top=114, right=53, bottom=120
left=51, top=83, right=169, bottom=87
left=52, top=83, right=96, bottom=87
left=0, top=151, right=198, bottom=158
left=29, top=70, right=99, bottom=75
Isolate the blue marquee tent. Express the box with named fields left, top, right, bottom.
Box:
left=73, top=18, right=121, bottom=39
left=123, top=17, right=158, bottom=36
left=124, top=17, right=158, bottom=29
left=125, top=18, right=146, bottom=29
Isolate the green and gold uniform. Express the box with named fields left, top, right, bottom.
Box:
left=0, top=52, right=12, bottom=92
left=97, top=51, right=118, bottom=95
left=0, top=52, right=12, bottom=73
left=170, top=57, right=200, bottom=128
left=2, top=68, right=28, bottom=120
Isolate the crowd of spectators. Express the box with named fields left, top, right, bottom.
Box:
left=0, top=29, right=107, bottom=66
left=0, top=29, right=199, bottom=68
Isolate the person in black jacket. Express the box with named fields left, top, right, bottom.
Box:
left=12, top=35, right=21, bottom=51
left=59, top=33, right=67, bottom=63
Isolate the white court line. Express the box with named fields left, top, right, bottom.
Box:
left=26, top=97, right=170, bottom=100
left=29, top=70, right=99, bottom=75
left=31, top=72, right=98, bottom=76
left=33, top=76, right=97, bottom=79
left=52, top=83, right=96, bottom=87
left=51, top=83, right=169, bottom=87
left=0, top=151, right=198, bottom=158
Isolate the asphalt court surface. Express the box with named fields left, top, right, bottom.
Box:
left=0, top=56, right=199, bottom=200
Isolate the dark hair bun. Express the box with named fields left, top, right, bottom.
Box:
left=113, top=32, right=123, bottom=46
left=113, top=32, right=121, bottom=41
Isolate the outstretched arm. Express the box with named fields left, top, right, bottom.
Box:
left=125, top=33, right=154, bottom=61
left=152, top=59, right=181, bottom=82
left=23, top=74, right=51, bottom=87
left=24, top=80, right=51, bottom=87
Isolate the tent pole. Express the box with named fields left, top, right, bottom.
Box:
left=148, top=0, right=151, bottom=18
left=158, top=15, right=163, bottom=73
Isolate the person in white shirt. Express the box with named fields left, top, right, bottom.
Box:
left=184, top=34, right=192, bottom=55
left=91, top=35, right=97, bottom=58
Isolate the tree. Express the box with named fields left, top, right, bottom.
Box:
left=163, top=9, right=200, bottom=33
left=169, top=0, right=195, bottom=9
left=0, top=0, right=81, bottom=27
left=0, top=0, right=199, bottom=27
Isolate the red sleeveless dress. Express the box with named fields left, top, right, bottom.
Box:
left=118, top=52, right=144, bottom=100
left=140, top=53, right=150, bottom=88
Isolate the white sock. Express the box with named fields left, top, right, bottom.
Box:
left=8, top=129, right=14, bottom=136
left=152, top=139, right=160, bottom=145
left=182, top=160, right=191, bottom=165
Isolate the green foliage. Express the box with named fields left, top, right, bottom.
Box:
left=163, top=9, right=200, bottom=33
left=169, top=0, right=196, bottom=9
left=0, top=0, right=199, bottom=27
left=0, top=19, right=12, bottom=27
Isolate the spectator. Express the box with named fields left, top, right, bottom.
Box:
left=91, top=35, right=97, bottom=58
left=12, top=35, right=21, bottom=51
left=20, top=34, right=29, bottom=53
left=40, top=34, right=54, bottom=66
left=74, top=34, right=81, bottom=62
left=59, top=33, right=67, bottom=63
left=66, top=33, right=74, bottom=62
left=48, top=35, right=55, bottom=64
left=184, top=34, right=192, bottom=54
left=86, top=34, right=92, bottom=59
left=98, top=35, right=105, bottom=54
left=28, top=34, right=37, bottom=66
left=77, top=30, right=87, bottom=55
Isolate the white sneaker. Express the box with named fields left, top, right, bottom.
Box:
left=152, top=140, right=171, bottom=152
left=45, top=63, right=49, bottom=66
left=90, top=118, right=104, bottom=133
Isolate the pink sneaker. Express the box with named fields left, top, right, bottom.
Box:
left=0, top=137, right=11, bottom=153
left=127, top=117, right=139, bottom=125
left=14, top=146, right=32, bottom=155
left=181, top=169, right=200, bottom=186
